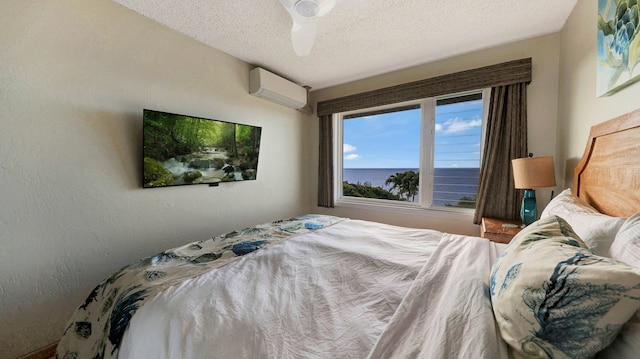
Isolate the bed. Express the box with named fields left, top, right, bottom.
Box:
left=56, top=109, right=640, bottom=359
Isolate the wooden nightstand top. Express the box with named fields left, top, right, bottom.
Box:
left=480, top=217, right=523, bottom=244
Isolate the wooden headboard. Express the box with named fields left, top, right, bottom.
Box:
left=574, top=108, right=640, bottom=217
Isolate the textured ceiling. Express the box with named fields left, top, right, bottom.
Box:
left=111, top=0, right=577, bottom=90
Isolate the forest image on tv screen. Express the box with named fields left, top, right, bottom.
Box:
left=143, top=110, right=262, bottom=188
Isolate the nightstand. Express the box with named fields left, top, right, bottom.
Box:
left=480, top=217, right=523, bottom=244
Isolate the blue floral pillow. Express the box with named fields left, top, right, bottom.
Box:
left=490, top=216, right=640, bottom=359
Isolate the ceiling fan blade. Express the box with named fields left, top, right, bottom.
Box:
left=291, top=20, right=318, bottom=56
left=278, top=0, right=340, bottom=56
left=315, top=0, right=337, bottom=17
left=335, top=0, right=362, bottom=6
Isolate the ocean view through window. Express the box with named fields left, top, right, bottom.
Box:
left=337, top=90, right=485, bottom=209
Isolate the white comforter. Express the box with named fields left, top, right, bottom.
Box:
left=119, top=219, right=510, bottom=359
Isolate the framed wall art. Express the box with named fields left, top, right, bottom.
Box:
left=597, top=0, right=640, bottom=96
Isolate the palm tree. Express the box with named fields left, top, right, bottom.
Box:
left=385, top=170, right=419, bottom=201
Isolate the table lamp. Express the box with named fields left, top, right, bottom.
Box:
left=512, top=155, right=556, bottom=226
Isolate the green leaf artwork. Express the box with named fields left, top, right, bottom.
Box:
left=597, top=0, right=640, bottom=96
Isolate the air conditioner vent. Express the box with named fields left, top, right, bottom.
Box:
left=249, top=67, right=307, bottom=110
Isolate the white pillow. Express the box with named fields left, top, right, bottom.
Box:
left=541, top=188, right=599, bottom=216
left=601, top=213, right=640, bottom=359
left=541, top=189, right=625, bottom=256
left=490, top=216, right=640, bottom=359
left=609, top=212, right=640, bottom=267
left=597, top=312, right=640, bottom=359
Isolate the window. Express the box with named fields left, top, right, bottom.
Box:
left=335, top=89, right=488, bottom=211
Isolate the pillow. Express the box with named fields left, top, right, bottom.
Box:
left=490, top=216, right=640, bottom=359
left=597, top=311, right=640, bottom=359
left=540, top=188, right=599, bottom=216
left=541, top=189, right=625, bottom=256
left=609, top=212, right=640, bottom=267
left=600, top=213, right=640, bottom=358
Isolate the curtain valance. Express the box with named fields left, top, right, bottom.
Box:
left=316, top=58, right=531, bottom=116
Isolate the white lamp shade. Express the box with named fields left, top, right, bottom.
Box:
left=512, top=156, right=556, bottom=189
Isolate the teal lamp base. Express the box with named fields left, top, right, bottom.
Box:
left=520, top=189, right=537, bottom=226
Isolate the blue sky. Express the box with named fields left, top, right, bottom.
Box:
left=343, top=100, right=483, bottom=168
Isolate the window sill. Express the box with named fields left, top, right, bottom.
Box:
left=335, top=197, right=475, bottom=221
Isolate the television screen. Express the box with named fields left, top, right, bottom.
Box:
left=143, top=109, right=262, bottom=188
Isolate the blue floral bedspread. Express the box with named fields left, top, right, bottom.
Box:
left=55, top=214, right=345, bottom=359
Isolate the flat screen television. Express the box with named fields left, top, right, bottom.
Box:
left=143, top=109, right=262, bottom=188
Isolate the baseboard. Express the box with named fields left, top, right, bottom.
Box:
left=17, top=341, right=58, bottom=359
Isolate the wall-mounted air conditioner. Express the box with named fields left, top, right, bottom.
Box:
left=249, top=67, right=307, bottom=110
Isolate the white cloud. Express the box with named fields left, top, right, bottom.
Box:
left=344, top=154, right=361, bottom=160
left=439, top=117, right=482, bottom=134
left=435, top=123, right=443, bottom=132
left=344, top=143, right=357, bottom=153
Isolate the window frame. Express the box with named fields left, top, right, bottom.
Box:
left=333, top=89, right=490, bottom=214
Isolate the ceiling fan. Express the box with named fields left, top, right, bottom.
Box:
left=279, top=0, right=359, bottom=56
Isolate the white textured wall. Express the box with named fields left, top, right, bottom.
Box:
left=6, top=0, right=628, bottom=357
left=557, top=0, right=640, bottom=185
left=309, top=34, right=562, bottom=236
left=0, top=1, right=309, bottom=357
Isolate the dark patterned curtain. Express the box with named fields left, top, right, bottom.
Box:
left=473, top=83, right=528, bottom=224
left=318, top=115, right=334, bottom=208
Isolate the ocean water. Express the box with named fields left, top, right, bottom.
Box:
left=343, top=168, right=479, bottom=206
